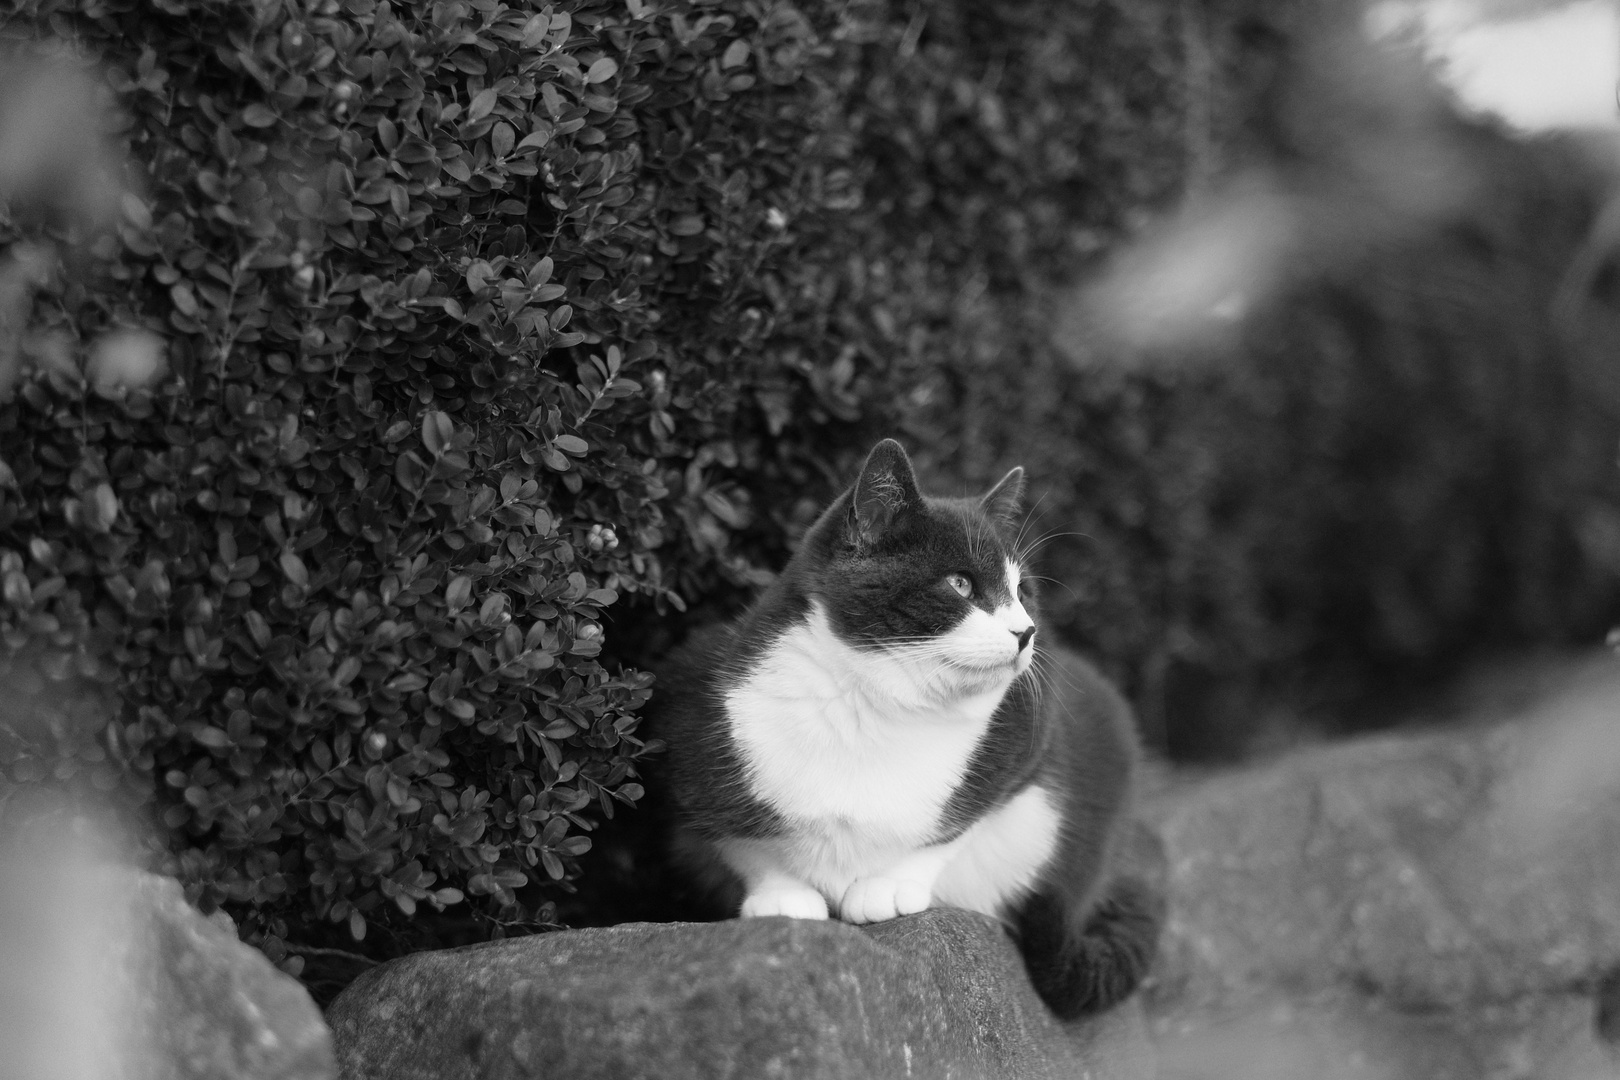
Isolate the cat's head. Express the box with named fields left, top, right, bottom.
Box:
left=794, top=438, right=1037, bottom=693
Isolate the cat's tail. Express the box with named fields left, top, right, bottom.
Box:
left=1014, top=871, right=1166, bottom=1020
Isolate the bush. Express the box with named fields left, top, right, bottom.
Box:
left=0, top=0, right=849, bottom=966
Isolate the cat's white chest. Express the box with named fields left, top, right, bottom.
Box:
left=724, top=603, right=1001, bottom=847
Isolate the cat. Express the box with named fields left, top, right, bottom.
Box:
left=652, top=438, right=1162, bottom=1018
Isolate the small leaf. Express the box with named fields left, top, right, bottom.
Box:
left=554, top=435, right=588, bottom=455
left=422, top=410, right=453, bottom=456
left=244, top=610, right=272, bottom=649
left=280, top=551, right=309, bottom=588
left=334, top=656, right=362, bottom=686
left=491, top=121, right=515, bottom=157
left=120, top=193, right=153, bottom=230
left=467, top=87, right=498, bottom=122
left=170, top=284, right=199, bottom=317
left=445, top=575, right=472, bottom=612
left=193, top=727, right=230, bottom=749
left=395, top=452, right=427, bottom=492
left=586, top=57, right=619, bottom=84
left=464, top=260, right=495, bottom=293
left=519, top=11, right=551, bottom=47
left=85, top=484, right=119, bottom=533
left=242, top=103, right=278, bottom=127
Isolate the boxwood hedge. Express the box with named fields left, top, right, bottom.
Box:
left=0, top=0, right=868, bottom=967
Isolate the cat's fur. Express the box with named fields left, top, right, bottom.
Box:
left=652, top=439, right=1161, bottom=1017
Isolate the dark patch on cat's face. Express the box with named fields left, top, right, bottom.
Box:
left=780, top=439, right=1035, bottom=655
left=817, top=495, right=1023, bottom=647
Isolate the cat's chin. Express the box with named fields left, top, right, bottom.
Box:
left=937, top=657, right=1023, bottom=694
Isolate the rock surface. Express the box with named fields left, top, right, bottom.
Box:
left=327, top=907, right=1152, bottom=1080
left=1144, top=660, right=1620, bottom=1080
left=115, top=871, right=337, bottom=1080
left=0, top=831, right=335, bottom=1080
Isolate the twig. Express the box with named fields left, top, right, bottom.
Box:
left=284, top=944, right=379, bottom=967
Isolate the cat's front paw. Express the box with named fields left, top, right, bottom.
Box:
left=740, top=885, right=829, bottom=920
left=838, top=877, right=932, bottom=924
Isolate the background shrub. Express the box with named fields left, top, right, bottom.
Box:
left=1, top=0, right=1617, bottom=982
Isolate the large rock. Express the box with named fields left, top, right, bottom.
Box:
left=113, top=871, right=337, bottom=1080
left=328, top=908, right=1152, bottom=1080
left=1144, top=659, right=1620, bottom=1080
left=0, top=821, right=334, bottom=1080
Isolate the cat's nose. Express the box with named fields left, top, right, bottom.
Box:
left=1012, top=626, right=1035, bottom=651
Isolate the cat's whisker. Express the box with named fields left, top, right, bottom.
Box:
left=1026, top=646, right=1061, bottom=713
left=1014, top=528, right=1093, bottom=566
left=1011, top=493, right=1053, bottom=555
left=1024, top=574, right=1079, bottom=604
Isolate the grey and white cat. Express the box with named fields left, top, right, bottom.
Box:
left=653, top=438, right=1160, bottom=1017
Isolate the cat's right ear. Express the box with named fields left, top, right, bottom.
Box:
left=848, top=438, right=921, bottom=549
left=980, top=466, right=1025, bottom=527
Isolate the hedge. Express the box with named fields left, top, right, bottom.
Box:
left=0, top=0, right=858, bottom=969
left=3, top=0, right=1618, bottom=983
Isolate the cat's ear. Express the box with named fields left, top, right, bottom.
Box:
left=980, top=466, right=1025, bottom=527
left=848, top=439, right=922, bottom=548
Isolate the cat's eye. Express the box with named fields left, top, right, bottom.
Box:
left=946, top=573, right=973, bottom=598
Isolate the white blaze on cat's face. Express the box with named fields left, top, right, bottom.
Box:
left=926, top=558, right=1035, bottom=690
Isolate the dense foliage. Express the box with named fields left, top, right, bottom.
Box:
left=1, top=0, right=1617, bottom=981
left=0, top=0, right=841, bottom=966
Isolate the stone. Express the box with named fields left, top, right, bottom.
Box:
left=0, top=820, right=335, bottom=1080
left=113, top=871, right=337, bottom=1080
left=327, top=907, right=1153, bottom=1080
left=1143, top=659, right=1620, bottom=1080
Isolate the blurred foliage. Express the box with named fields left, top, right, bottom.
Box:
left=0, top=0, right=1616, bottom=979
left=996, top=8, right=1620, bottom=755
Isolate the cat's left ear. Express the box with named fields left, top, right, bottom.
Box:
left=848, top=438, right=923, bottom=549
left=980, top=466, right=1025, bottom=527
